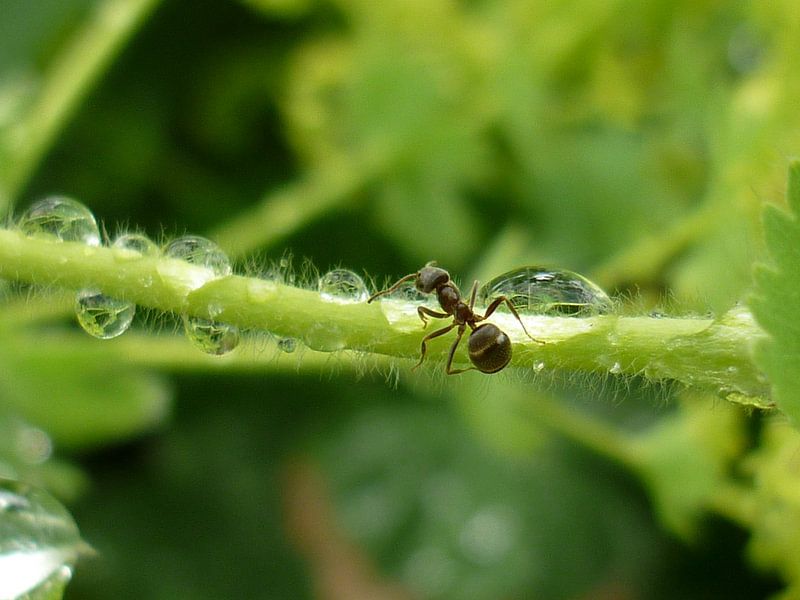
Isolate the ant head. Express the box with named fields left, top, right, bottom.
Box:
left=416, top=264, right=449, bottom=293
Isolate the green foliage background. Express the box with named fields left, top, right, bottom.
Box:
left=2, top=0, right=800, bottom=598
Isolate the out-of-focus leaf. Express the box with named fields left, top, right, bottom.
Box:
left=0, top=334, right=171, bottom=450
left=750, top=161, right=800, bottom=424
left=317, top=402, right=662, bottom=600
left=741, top=419, right=800, bottom=597
left=283, top=1, right=488, bottom=265
left=0, top=478, right=85, bottom=600
left=240, top=0, right=311, bottom=18
left=630, top=396, right=746, bottom=540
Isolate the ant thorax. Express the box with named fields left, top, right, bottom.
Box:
left=436, top=283, right=460, bottom=314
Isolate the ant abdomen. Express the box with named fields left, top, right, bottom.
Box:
left=468, top=323, right=512, bottom=374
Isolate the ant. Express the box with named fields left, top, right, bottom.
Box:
left=367, top=262, right=542, bottom=374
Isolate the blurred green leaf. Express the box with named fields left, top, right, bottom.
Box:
left=0, top=333, right=171, bottom=450
left=751, top=161, right=800, bottom=424
left=630, top=396, right=746, bottom=540
left=318, top=402, right=662, bottom=599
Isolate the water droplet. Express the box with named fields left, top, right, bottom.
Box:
left=609, top=361, right=622, bottom=374
left=18, top=196, right=100, bottom=246
left=164, top=237, right=239, bottom=355
left=0, top=479, right=83, bottom=599
left=111, top=232, right=159, bottom=260
left=318, top=269, right=369, bottom=303
left=478, top=266, right=612, bottom=316
left=726, top=365, right=739, bottom=375
left=303, top=322, right=346, bottom=352
left=533, top=360, right=545, bottom=373
left=277, top=337, right=297, bottom=353
left=164, top=235, right=231, bottom=276
left=74, top=289, right=135, bottom=339
left=182, top=316, right=239, bottom=355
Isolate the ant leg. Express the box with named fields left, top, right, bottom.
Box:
left=467, top=280, right=478, bottom=309
left=482, top=295, right=545, bottom=345
left=445, top=325, right=476, bottom=375
left=367, top=273, right=417, bottom=303
left=412, top=323, right=456, bottom=371
left=417, top=306, right=449, bottom=328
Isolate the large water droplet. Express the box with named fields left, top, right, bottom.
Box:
left=18, top=196, right=100, bottom=246
left=164, top=236, right=239, bottom=355
left=182, top=317, right=239, bottom=356
left=0, top=479, right=83, bottom=599
left=74, top=289, right=135, bottom=340
left=478, top=266, right=612, bottom=316
left=318, top=269, right=369, bottom=303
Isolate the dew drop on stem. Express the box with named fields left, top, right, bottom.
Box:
left=318, top=269, right=369, bottom=303
left=18, top=196, right=100, bottom=246
left=478, top=266, right=612, bottom=316
left=278, top=337, right=297, bottom=353
left=164, top=236, right=239, bottom=355
left=74, top=234, right=158, bottom=339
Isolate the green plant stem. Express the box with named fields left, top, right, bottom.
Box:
left=0, top=228, right=769, bottom=405
left=8, top=330, right=396, bottom=375
left=0, top=0, right=161, bottom=206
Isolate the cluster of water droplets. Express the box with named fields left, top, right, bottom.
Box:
left=17, top=196, right=142, bottom=341
left=75, top=234, right=159, bottom=340
left=164, top=236, right=240, bottom=356
left=17, top=197, right=241, bottom=356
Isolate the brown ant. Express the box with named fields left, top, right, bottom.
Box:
left=367, top=262, right=542, bottom=374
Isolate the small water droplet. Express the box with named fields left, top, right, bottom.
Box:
left=303, top=322, right=346, bottom=352
left=609, top=361, right=622, bottom=374
left=318, top=269, right=369, bottom=303
left=0, top=479, right=82, bottom=599
left=726, top=365, right=739, bottom=375
left=533, top=360, right=545, bottom=373
left=277, top=337, right=297, bottom=353
left=74, top=289, right=136, bottom=339
left=111, top=232, right=159, bottom=260
left=182, top=316, right=239, bottom=355
left=18, top=196, right=100, bottom=246
left=478, top=266, right=612, bottom=316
